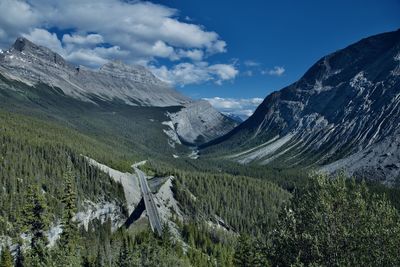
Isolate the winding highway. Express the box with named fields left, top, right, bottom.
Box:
left=134, top=167, right=163, bottom=236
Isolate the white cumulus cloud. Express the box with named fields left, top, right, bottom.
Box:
left=62, top=33, right=104, bottom=46
left=22, top=28, right=65, bottom=56
left=262, top=66, right=285, bottom=76
left=150, top=62, right=238, bottom=86
left=0, top=0, right=235, bottom=85
left=203, top=97, right=263, bottom=119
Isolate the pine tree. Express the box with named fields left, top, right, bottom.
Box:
left=269, top=174, right=400, bottom=266
left=56, top=163, right=81, bottom=266
left=22, top=184, right=50, bottom=267
left=94, top=250, right=104, bottom=267
left=0, top=246, right=13, bottom=267
left=233, top=234, right=253, bottom=267
left=116, top=237, right=130, bottom=267
left=161, top=223, right=173, bottom=248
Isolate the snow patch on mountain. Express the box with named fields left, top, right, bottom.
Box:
left=47, top=223, right=63, bottom=247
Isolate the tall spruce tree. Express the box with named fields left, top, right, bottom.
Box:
left=234, top=234, right=254, bottom=267
left=116, top=237, right=130, bottom=267
left=22, top=184, right=50, bottom=267
left=56, top=162, right=81, bottom=266
left=161, top=223, right=173, bottom=248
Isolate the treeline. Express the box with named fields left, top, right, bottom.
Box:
left=151, top=156, right=310, bottom=192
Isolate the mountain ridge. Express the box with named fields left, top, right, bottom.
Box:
left=202, top=29, right=400, bottom=185
left=0, top=37, right=237, bottom=147
left=0, top=37, right=189, bottom=107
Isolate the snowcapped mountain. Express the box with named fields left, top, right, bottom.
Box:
left=0, top=37, right=236, bottom=147
left=203, top=29, right=400, bottom=185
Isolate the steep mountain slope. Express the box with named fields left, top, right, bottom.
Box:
left=203, top=29, right=400, bottom=184
left=166, top=100, right=238, bottom=145
left=0, top=37, right=236, bottom=149
left=0, top=37, right=189, bottom=107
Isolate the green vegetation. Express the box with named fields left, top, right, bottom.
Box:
left=0, top=75, right=189, bottom=171
left=0, top=246, right=13, bottom=267
left=235, top=174, right=400, bottom=266
left=1, top=77, right=400, bottom=266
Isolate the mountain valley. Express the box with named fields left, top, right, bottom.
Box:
left=0, top=18, right=399, bottom=267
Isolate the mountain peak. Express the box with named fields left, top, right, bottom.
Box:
left=9, top=36, right=67, bottom=67
left=204, top=29, right=400, bottom=184
left=12, top=37, right=37, bottom=52
left=0, top=37, right=189, bottom=107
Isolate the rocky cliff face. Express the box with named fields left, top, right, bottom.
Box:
left=0, top=37, right=189, bottom=107
left=167, top=100, right=237, bottom=145
left=205, top=30, right=400, bottom=184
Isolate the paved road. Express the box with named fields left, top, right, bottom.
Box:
left=134, top=167, right=163, bottom=236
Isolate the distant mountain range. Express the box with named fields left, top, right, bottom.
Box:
left=0, top=37, right=188, bottom=107
left=0, top=37, right=236, bottom=149
left=203, top=29, right=400, bottom=185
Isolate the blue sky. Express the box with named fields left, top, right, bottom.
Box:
left=0, top=0, right=399, bottom=117
left=155, top=0, right=400, bottom=98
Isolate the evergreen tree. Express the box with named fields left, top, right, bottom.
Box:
left=116, top=237, right=130, bottom=267
left=94, top=249, right=104, bottom=267
left=0, top=246, right=13, bottom=267
left=22, top=184, right=50, bottom=267
left=269, top=174, right=400, bottom=266
left=161, top=223, right=173, bottom=248
left=234, top=234, right=254, bottom=267
left=55, top=162, right=81, bottom=266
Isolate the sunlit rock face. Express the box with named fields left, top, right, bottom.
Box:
left=168, top=100, right=237, bottom=145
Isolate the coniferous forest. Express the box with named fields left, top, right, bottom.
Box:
left=1, top=2, right=400, bottom=266
left=1, top=106, right=400, bottom=266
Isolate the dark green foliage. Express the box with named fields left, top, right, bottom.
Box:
left=2, top=73, right=400, bottom=266
left=0, top=246, right=13, bottom=267
left=234, top=235, right=255, bottom=267
left=116, top=237, right=131, bottom=267
left=269, top=174, right=400, bottom=266
left=54, top=163, right=81, bottom=266
left=0, top=110, right=126, bottom=239
left=22, top=185, right=50, bottom=266
left=0, top=76, right=190, bottom=171
left=146, top=160, right=290, bottom=236
left=161, top=223, right=173, bottom=249
left=180, top=221, right=235, bottom=267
